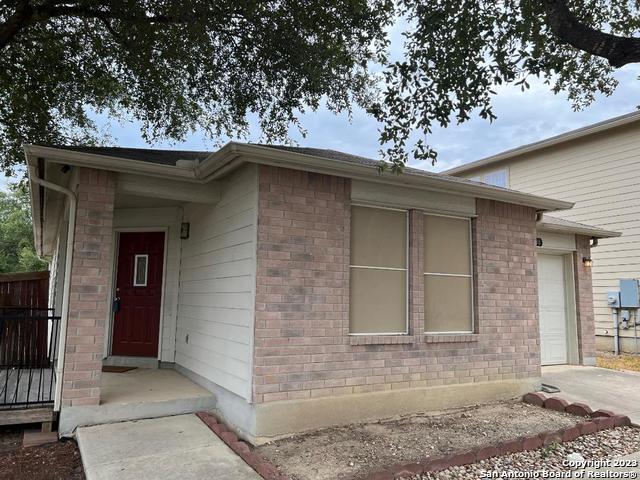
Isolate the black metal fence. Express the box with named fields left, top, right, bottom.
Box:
left=0, top=307, right=60, bottom=409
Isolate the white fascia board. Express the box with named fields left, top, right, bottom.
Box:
left=26, top=160, right=44, bottom=256
left=23, top=144, right=198, bottom=181
left=537, top=222, right=621, bottom=239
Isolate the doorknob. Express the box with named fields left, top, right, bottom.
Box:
left=113, top=297, right=121, bottom=313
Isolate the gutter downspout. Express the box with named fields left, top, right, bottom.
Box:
left=29, top=164, right=77, bottom=412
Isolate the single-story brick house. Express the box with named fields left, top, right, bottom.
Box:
left=24, top=143, right=618, bottom=442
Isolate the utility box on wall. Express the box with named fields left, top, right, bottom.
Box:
left=607, top=291, right=621, bottom=308
left=619, top=279, right=640, bottom=308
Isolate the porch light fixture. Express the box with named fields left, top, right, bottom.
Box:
left=180, top=222, right=190, bottom=240
left=583, top=257, right=593, bottom=268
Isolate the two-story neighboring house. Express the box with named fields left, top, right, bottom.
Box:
left=446, top=111, right=640, bottom=356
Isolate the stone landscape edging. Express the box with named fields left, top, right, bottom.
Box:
left=197, top=395, right=635, bottom=480
left=196, top=411, right=288, bottom=480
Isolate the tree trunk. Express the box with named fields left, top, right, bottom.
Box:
left=542, top=0, right=640, bottom=67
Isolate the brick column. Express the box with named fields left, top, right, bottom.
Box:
left=62, top=168, right=116, bottom=407
left=574, top=235, right=596, bottom=365
left=253, top=166, right=350, bottom=403
left=408, top=210, right=424, bottom=335
left=474, top=199, right=540, bottom=379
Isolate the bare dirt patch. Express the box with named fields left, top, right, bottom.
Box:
left=256, top=401, right=582, bottom=480
left=0, top=427, right=84, bottom=480
left=0, top=426, right=22, bottom=453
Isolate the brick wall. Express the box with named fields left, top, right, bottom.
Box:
left=252, top=166, right=542, bottom=403
left=254, top=166, right=350, bottom=402
left=62, top=168, right=116, bottom=407
left=474, top=199, right=540, bottom=377
left=574, top=235, right=596, bottom=363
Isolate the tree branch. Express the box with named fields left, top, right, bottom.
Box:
left=542, top=0, right=640, bottom=67
left=0, top=1, right=200, bottom=51
left=0, top=0, right=34, bottom=50
left=38, top=5, right=199, bottom=25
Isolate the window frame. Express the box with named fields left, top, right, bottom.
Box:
left=133, top=254, right=149, bottom=287
left=471, top=168, right=509, bottom=188
left=423, top=213, right=475, bottom=334
left=349, top=204, right=409, bottom=336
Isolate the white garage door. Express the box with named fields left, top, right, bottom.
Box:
left=538, top=254, right=568, bottom=365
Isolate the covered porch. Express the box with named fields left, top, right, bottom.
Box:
left=24, top=147, right=225, bottom=434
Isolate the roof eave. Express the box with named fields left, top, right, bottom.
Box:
left=537, top=222, right=621, bottom=239
left=23, top=144, right=199, bottom=181
left=24, top=155, right=44, bottom=257
left=25, top=142, right=574, bottom=224
left=200, top=142, right=573, bottom=212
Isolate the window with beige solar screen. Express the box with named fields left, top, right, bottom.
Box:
left=423, top=214, right=473, bottom=333
left=349, top=205, right=407, bottom=334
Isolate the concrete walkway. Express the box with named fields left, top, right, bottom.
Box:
left=77, top=414, right=261, bottom=480
left=542, top=365, right=640, bottom=424
left=543, top=366, right=640, bottom=479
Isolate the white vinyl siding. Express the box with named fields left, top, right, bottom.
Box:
left=459, top=123, right=640, bottom=342
left=176, top=164, right=258, bottom=400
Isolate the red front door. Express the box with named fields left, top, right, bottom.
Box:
left=112, top=232, right=165, bottom=357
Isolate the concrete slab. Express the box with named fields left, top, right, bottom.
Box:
left=542, top=365, right=640, bottom=424
left=100, top=368, right=211, bottom=404
left=59, top=368, right=217, bottom=435
left=77, top=414, right=261, bottom=480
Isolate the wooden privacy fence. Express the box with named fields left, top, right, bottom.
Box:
left=0, top=271, right=50, bottom=368
left=0, top=271, right=49, bottom=309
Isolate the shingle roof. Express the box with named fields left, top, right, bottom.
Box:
left=255, top=144, right=505, bottom=189
left=44, top=145, right=210, bottom=166
left=40, top=143, right=470, bottom=182
left=258, top=145, right=384, bottom=168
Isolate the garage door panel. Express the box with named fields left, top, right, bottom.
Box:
left=538, top=254, right=568, bottom=365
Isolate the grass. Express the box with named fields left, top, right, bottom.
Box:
left=597, top=354, right=640, bottom=373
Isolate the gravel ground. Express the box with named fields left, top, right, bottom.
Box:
left=413, top=427, right=640, bottom=479
left=257, top=401, right=581, bottom=480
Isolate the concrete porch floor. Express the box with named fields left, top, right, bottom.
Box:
left=100, top=368, right=212, bottom=405
left=59, top=367, right=217, bottom=435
